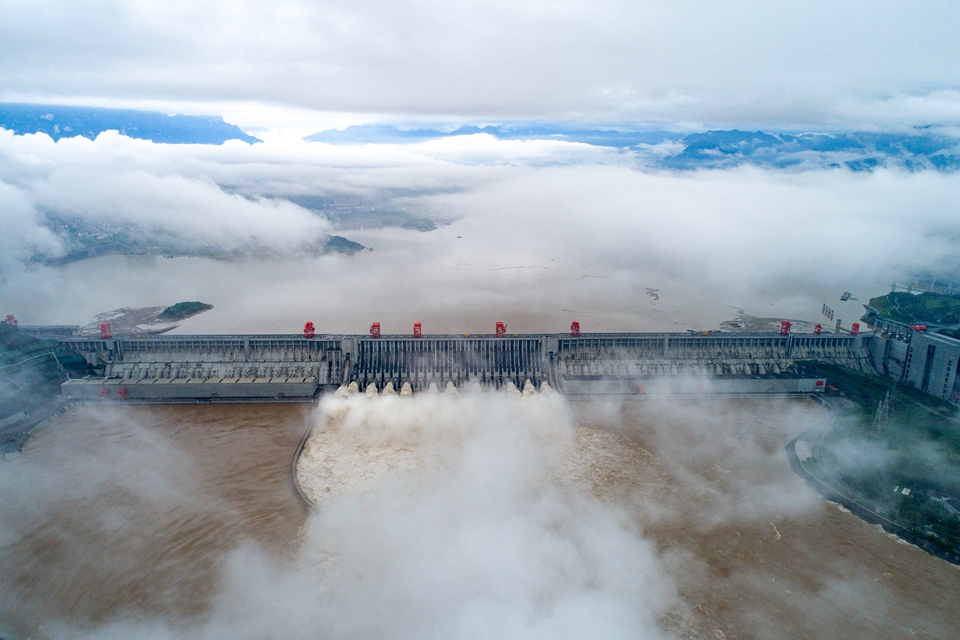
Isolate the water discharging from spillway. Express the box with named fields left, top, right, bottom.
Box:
left=296, top=379, right=559, bottom=505
left=288, top=380, right=671, bottom=640
left=1, top=385, right=673, bottom=639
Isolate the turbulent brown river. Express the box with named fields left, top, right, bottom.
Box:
left=1, top=398, right=958, bottom=639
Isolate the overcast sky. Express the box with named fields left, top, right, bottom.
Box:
left=2, top=1, right=960, bottom=129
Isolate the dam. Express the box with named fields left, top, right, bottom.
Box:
left=30, top=325, right=891, bottom=402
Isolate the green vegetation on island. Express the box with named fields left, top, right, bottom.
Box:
left=864, top=291, right=960, bottom=327
left=159, top=302, right=213, bottom=321
left=795, top=362, right=960, bottom=555
left=325, top=235, right=366, bottom=253
left=400, top=218, right=439, bottom=232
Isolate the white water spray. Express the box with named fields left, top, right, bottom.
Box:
left=285, top=384, right=670, bottom=639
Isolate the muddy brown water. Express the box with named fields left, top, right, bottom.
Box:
left=574, top=399, right=960, bottom=639
left=1, top=398, right=957, bottom=639
left=0, top=404, right=311, bottom=639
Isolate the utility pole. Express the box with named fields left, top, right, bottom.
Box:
left=872, top=390, right=891, bottom=432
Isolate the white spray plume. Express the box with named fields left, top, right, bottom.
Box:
left=285, top=389, right=673, bottom=640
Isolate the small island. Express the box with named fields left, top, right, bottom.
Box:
left=158, top=302, right=214, bottom=321
left=325, top=235, right=366, bottom=253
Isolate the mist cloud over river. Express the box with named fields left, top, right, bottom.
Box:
left=2, top=130, right=959, bottom=333
left=266, top=388, right=667, bottom=640
left=4, top=393, right=958, bottom=639
left=3, top=2, right=960, bottom=638
left=3, top=391, right=676, bottom=640
left=3, top=94, right=960, bottom=640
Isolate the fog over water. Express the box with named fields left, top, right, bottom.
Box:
left=3, top=128, right=960, bottom=638
left=2, top=118, right=960, bottom=640
left=2, top=131, right=958, bottom=332
left=3, top=395, right=958, bottom=639
left=3, top=2, right=960, bottom=638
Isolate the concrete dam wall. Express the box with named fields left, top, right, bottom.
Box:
left=42, top=330, right=876, bottom=402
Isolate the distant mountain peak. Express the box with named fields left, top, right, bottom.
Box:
left=0, top=103, right=260, bottom=145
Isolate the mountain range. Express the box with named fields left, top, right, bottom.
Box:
left=0, top=102, right=260, bottom=145
left=307, top=124, right=960, bottom=172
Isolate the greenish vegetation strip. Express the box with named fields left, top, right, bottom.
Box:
left=0, top=351, right=62, bottom=370
left=786, top=414, right=960, bottom=565
left=158, top=301, right=213, bottom=320
left=865, top=291, right=960, bottom=327
left=1, top=324, right=93, bottom=453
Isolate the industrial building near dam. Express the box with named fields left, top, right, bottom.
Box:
left=14, top=318, right=957, bottom=404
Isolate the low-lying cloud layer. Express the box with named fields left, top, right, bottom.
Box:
left=2, top=2, right=960, bottom=128
left=0, top=130, right=331, bottom=266
left=0, top=127, right=960, bottom=332
left=2, top=128, right=959, bottom=332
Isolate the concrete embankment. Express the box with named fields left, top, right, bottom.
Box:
left=62, top=376, right=319, bottom=401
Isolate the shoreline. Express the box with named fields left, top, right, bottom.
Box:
left=785, top=396, right=960, bottom=566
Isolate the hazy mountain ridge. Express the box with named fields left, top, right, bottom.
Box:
left=0, top=103, right=260, bottom=145
left=307, top=124, right=960, bottom=172
left=664, top=129, right=960, bottom=171
left=305, top=123, right=681, bottom=148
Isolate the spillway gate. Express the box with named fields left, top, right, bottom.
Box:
left=351, top=336, right=544, bottom=391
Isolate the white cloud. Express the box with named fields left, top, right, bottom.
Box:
left=1, top=131, right=958, bottom=332
left=0, top=130, right=332, bottom=256
left=0, top=176, right=60, bottom=274
left=1, top=2, right=960, bottom=127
